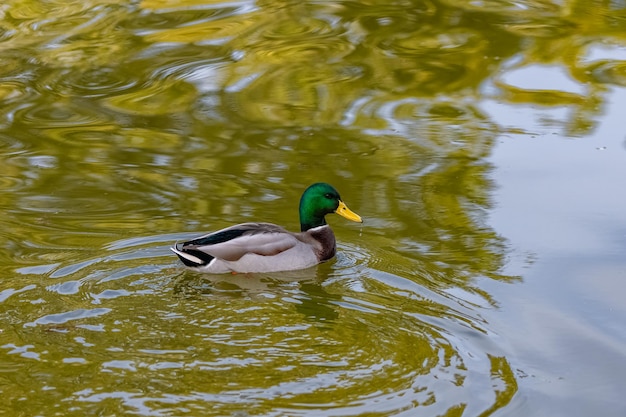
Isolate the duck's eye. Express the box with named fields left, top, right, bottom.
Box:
left=324, top=193, right=333, bottom=199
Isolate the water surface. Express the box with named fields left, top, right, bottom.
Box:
left=1, top=0, right=626, bottom=416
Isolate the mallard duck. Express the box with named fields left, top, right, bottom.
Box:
left=171, top=182, right=362, bottom=273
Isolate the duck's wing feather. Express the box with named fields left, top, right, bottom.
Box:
left=179, top=222, right=299, bottom=262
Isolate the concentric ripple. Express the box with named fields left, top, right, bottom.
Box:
left=14, top=99, right=112, bottom=130
left=1, top=217, right=519, bottom=416
left=44, top=67, right=140, bottom=98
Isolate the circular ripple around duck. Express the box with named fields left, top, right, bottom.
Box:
left=58, top=274, right=513, bottom=416
left=4, top=230, right=518, bottom=416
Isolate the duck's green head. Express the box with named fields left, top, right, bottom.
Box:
left=299, top=182, right=362, bottom=231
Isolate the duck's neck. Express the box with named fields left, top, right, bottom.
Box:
left=299, top=210, right=327, bottom=232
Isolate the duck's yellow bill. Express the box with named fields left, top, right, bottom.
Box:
left=335, top=200, right=363, bottom=223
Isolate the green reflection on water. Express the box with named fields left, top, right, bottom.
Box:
left=1, top=0, right=625, bottom=415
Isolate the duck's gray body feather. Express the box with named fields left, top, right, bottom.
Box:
left=170, top=223, right=336, bottom=273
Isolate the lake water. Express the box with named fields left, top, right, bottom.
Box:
left=1, top=0, right=626, bottom=416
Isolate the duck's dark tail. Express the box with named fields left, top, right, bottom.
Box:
left=170, top=243, right=215, bottom=267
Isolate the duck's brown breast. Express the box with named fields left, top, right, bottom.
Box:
left=307, top=225, right=336, bottom=262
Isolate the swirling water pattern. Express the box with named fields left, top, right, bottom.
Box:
left=2, top=0, right=626, bottom=416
